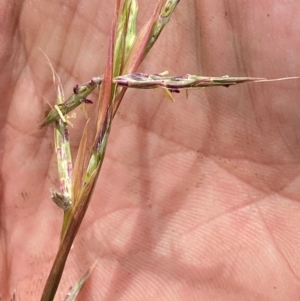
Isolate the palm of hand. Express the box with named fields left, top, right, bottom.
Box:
left=1, top=1, right=300, bottom=300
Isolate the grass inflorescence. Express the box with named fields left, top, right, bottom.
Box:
left=38, top=0, right=298, bottom=300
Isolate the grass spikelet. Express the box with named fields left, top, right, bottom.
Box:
left=40, top=77, right=102, bottom=128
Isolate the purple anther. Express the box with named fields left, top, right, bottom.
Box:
left=73, top=84, right=79, bottom=94
left=133, top=73, right=148, bottom=80
left=168, top=88, right=180, bottom=93
left=174, top=76, right=185, bottom=81
left=64, top=128, right=70, bottom=141
left=82, top=98, right=93, bottom=104
left=117, top=80, right=129, bottom=87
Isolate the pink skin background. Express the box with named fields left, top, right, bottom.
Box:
left=1, top=0, right=300, bottom=300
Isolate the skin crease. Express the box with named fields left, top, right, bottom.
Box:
left=1, top=0, right=300, bottom=300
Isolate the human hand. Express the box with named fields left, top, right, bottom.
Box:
left=1, top=1, right=300, bottom=300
